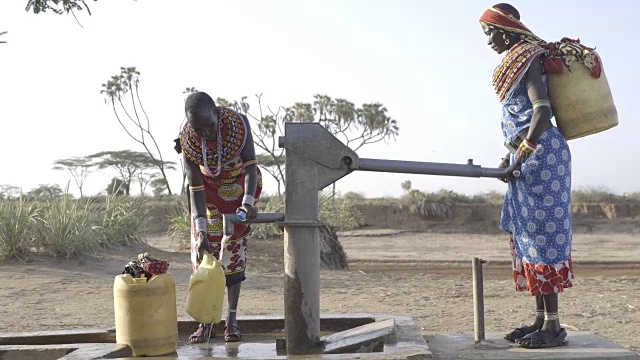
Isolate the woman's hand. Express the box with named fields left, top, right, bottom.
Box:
left=504, top=155, right=525, bottom=182
left=237, top=204, right=257, bottom=219
left=196, top=231, right=210, bottom=264
left=498, top=157, right=510, bottom=183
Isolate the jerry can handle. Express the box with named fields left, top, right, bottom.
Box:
left=131, top=277, right=148, bottom=285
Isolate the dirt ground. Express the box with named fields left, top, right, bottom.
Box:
left=0, top=228, right=639, bottom=354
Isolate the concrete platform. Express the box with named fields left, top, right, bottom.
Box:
left=426, top=332, right=639, bottom=360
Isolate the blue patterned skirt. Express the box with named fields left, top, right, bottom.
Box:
left=500, top=127, right=575, bottom=295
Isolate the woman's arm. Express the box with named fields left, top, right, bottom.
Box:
left=184, top=153, right=207, bottom=218
left=503, top=58, right=553, bottom=181
left=184, top=153, right=210, bottom=260
left=524, top=58, right=553, bottom=143
left=240, top=116, right=258, bottom=209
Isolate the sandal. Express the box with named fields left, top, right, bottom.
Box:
left=504, top=324, right=542, bottom=342
left=516, top=328, right=568, bottom=349
left=189, top=323, right=214, bottom=344
left=224, top=325, right=242, bottom=342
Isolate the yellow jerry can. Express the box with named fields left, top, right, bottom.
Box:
left=113, top=273, right=178, bottom=357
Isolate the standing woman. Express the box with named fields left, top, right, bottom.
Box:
left=478, top=3, right=598, bottom=348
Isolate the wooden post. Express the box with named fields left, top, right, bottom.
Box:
left=472, top=257, right=486, bottom=343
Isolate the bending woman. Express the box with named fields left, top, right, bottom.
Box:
left=177, top=91, right=262, bottom=343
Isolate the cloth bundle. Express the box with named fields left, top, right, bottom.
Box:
left=122, top=252, right=170, bottom=280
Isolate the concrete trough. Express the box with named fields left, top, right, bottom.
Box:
left=0, top=314, right=431, bottom=359
left=2, top=316, right=637, bottom=359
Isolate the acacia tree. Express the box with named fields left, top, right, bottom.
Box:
left=106, top=178, right=125, bottom=196
left=101, top=67, right=174, bottom=195
left=89, top=150, right=175, bottom=196
left=401, top=180, right=412, bottom=193
left=27, top=184, right=63, bottom=201
left=0, top=185, right=21, bottom=199
left=136, top=171, right=160, bottom=197
left=52, top=157, right=93, bottom=197
left=150, top=177, right=169, bottom=197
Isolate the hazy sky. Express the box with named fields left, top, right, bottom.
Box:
left=0, top=0, right=635, bottom=198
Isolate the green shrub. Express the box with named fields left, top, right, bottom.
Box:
left=36, top=194, right=102, bottom=259
left=572, top=186, right=623, bottom=203
left=252, top=195, right=284, bottom=240
left=472, top=191, right=504, bottom=205
left=319, top=191, right=363, bottom=231
left=0, top=189, right=149, bottom=260
left=98, top=194, right=147, bottom=247
left=342, top=191, right=366, bottom=201
left=166, top=199, right=191, bottom=250
left=624, top=192, right=640, bottom=202
left=0, top=196, right=39, bottom=261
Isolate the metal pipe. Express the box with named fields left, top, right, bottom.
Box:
left=356, top=158, right=509, bottom=179
left=222, top=212, right=285, bottom=236
left=481, top=167, right=510, bottom=178
left=472, top=257, right=486, bottom=343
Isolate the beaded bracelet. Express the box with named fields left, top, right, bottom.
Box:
left=189, top=185, right=204, bottom=192
left=242, top=195, right=255, bottom=207
left=194, top=216, right=207, bottom=233
left=516, top=138, right=537, bottom=160
left=532, top=99, right=551, bottom=110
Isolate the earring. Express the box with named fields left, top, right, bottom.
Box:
left=504, top=38, right=510, bottom=45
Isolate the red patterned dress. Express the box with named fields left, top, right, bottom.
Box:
left=179, top=106, right=262, bottom=286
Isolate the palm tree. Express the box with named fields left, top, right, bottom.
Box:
left=289, top=102, right=315, bottom=123
left=333, top=98, right=356, bottom=134
left=312, top=94, right=335, bottom=127
left=352, top=103, right=399, bottom=151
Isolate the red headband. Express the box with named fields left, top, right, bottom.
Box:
left=479, top=7, right=534, bottom=36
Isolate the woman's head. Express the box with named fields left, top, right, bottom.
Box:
left=185, top=92, right=219, bottom=140
left=479, top=3, right=527, bottom=54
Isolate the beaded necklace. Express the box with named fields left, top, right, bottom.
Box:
left=492, top=40, right=545, bottom=102
left=200, top=122, right=223, bottom=177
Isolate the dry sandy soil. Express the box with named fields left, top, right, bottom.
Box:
left=0, top=228, right=639, bottom=354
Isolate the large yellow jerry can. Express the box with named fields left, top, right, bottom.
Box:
left=548, top=52, right=618, bottom=140
left=186, top=252, right=226, bottom=324
left=113, top=273, right=178, bottom=357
